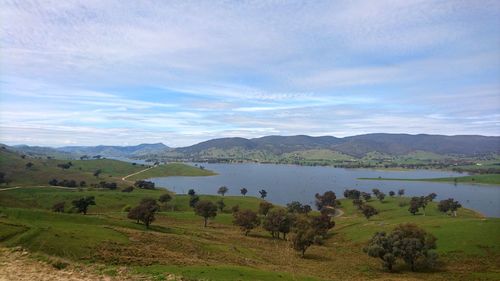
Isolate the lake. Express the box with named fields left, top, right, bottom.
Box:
left=150, top=163, right=500, bottom=217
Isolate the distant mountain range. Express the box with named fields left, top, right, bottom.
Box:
left=176, top=134, right=500, bottom=157
left=8, top=143, right=169, bottom=159
left=5, top=134, right=500, bottom=160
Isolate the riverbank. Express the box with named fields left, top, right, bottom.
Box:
left=358, top=173, right=500, bottom=185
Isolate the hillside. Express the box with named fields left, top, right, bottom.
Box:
left=0, top=187, right=498, bottom=281
left=175, top=134, right=500, bottom=157
left=0, top=148, right=211, bottom=188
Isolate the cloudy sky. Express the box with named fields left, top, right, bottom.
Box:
left=1, top=0, right=499, bottom=147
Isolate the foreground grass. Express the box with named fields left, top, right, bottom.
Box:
left=358, top=173, right=500, bottom=185
left=0, top=186, right=499, bottom=280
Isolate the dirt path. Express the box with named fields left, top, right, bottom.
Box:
left=121, top=167, right=154, bottom=182
left=0, top=247, right=156, bottom=281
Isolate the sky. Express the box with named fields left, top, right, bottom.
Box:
left=0, top=0, right=499, bottom=147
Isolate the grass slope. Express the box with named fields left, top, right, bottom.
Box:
left=127, top=163, right=216, bottom=181
left=359, top=173, right=500, bottom=185
left=1, top=186, right=499, bottom=280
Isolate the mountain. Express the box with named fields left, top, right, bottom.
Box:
left=174, top=134, right=500, bottom=157
left=7, top=143, right=169, bottom=159
left=58, top=143, right=169, bottom=157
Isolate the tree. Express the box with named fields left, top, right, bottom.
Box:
left=259, top=201, right=274, bottom=216
left=262, top=209, right=288, bottom=239
left=287, top=201, right=308, bottom=213
left=438, top=198, right=462, bottom=217
left=391, top=223, right=438, bottom=271
left=361, top=204, right=378, bottom=220
left=159, top=193, right=172, bottom=210
left=79, top=181, right=86, bottom=187
left=389, top=191, right=395, bottom=197
left=217, top=186, right=228, bottom=196
left=231, top=204, right=240, bottom=213
left=122, top=186, right=134, bottom=193
left=426, top=193, right=437, bottom=202
left=352, top=198, right=363, bottom=209
left=259, top=189, right=267, bottom=199
left=72, top=196, right=95, bottom=215
left=232, top=209, right=260, bottom=236
left=344, top=189, right=361, bottom=199
left=52, top=201, right=65, bottom=212
left=189, top=195, right=200, bottom=208
left=398, top=189, right=405, bottom=197
left=188, top=189, right=196, bottom=196
left=93, top=169, right=102, bottom=177
left=194, top=200, right=218, bottom=227
left=128, top=198, right=159, bottom=228
left=240, top=187, right=248, bottom=196
left=290, top=217, right=316, bottom=258
left=310, top=213, right=335, bottom=237
left=134, top=180, right=155, bottom=189
left=376, top=192, right=386, bottom=202
left=0, top=172, right=8, bottom=185
left=408, top=197, right=421, bottom=215
left=25, top=162, right=34, bottom=169
left=364, top=223, right=438, bottom=272
left=315, top=191, right=337, bottom=211
left=48, top=178, right=58, bottom=186
left=372, top=188, right=381, bottom=196
left=362, top=192, right=372, bottom=201
left=216, top=199, right=225, bottom=212
left=364, top=231, right=397, bottom=271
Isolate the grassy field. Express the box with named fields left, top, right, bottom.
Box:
left=127, top=163, right=216, bottom=181
left=0, top=148, right=215, bottom=188
left=1, top=148, right=499, bottom=280
left=1, top=185, right=499, bottom=281
left=359, top=173, right=500, bottom=185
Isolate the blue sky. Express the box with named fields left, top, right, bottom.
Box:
left=0, top=0, right=499, bottom=147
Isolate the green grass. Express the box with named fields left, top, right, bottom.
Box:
left=358, top=173, right=500, bottom=185
left=127, top=163, right=216, bottom=181
left=0, top=186, right=499, bottom=280
left=134, top=264, right=322, bottom=281
left=335, top=197, right=500, bottom=255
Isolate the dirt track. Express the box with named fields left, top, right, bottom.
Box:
left=0, top=247, right=157, bottom=281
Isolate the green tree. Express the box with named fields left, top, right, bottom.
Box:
left=159, top=193, right=172, bottom=210
left=217, top=186, right=228, bottom=196
left=127, top=198, right=159, bottom=228
left=189, top=195, right=200, bottom=208
left=71, top=196, right=95, bottom=215
left=376, top=192, right=386, bottom=202
left=362, top=192, right=372, bottom=201
left=398, top=189, right=405, bottom=197
left=364, top=231, right=397, bottom=271
left=389, top=191, right=395, bottom=197
left=365, top=223, right=438, bottom=272
left=361, top=204, right=378, bottom=220
left=392, top=223, right=438, bottom=271
left=408, top=197, right=421, bottom=215
left=216, top=199, right=225, bottom=212
left=194, top=200, right=218, bottom=227
left=259, top=189, right=267, bottom=199
left=25, top=162, right=34, bottom=169
left=290, top=217, right=316, bottom=258
left=240, top=187, right=248, bottom=196
left=232, top=209, right=260, bottom=236
left=315, top=191, right=337, bottom=211
left=259, top=201, right=274, bottom=216
left=438, top=198, right=462, bottom=217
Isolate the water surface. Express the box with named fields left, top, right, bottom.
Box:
left=150, top=163, right=500, bottom=217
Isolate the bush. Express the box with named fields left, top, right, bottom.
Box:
left=122, top=205, right=132, bottom=212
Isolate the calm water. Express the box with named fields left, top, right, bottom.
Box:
left=150, top=163, right=500, bottom=217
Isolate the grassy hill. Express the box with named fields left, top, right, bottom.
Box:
left=359, top=173, right=500, bottom=185
left=0, top=148, right=214, bottom=188
left=0, top=147, right=498, bottom=280
left=1, top=186, right=498, bottom=281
